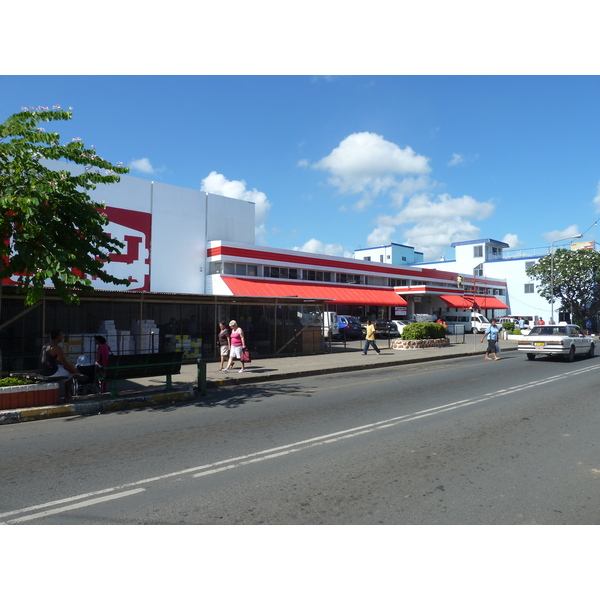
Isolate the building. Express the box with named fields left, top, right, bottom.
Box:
left=1, top=166, right=510, bottom=371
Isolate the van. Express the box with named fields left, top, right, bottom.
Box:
left=295, top=307, right=339, bottom=337
left=443, top=311, right=490, bottom=334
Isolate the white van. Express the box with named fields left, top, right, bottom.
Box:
left=295, top=307, right=339, bottom=337
left=443, top=311, right=490, bottom=334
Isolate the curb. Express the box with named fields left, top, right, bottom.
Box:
left=0, top=385, right=195, bottom=426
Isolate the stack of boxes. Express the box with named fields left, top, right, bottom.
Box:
left=131, top=319, right=160, bottom=354
left=172, top=334, right=202, bottom=359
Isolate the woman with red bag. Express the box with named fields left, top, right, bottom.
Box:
left=223, top=320, right=248, bottom=373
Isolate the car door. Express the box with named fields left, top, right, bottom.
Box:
left=569, top=326, right=586, bottom=354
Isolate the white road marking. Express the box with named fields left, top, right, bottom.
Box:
left=2, top=488, right=145, bottom=524
left=5, top=362, right=600, bottom=522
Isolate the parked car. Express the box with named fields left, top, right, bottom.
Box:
left=391, top=319, right=415, bottom=336
left=336, top=315, right=363, bottom=339
left=374, top=319, right=399, bottom=338
left=517, top=324, right=595, bottom=361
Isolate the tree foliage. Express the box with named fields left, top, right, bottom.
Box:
left=526, top=248, right=600, bottom=321
left=0, top=106, right=130, bottom=305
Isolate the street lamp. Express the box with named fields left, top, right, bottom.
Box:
left=550, top=233, right=583, bottom=324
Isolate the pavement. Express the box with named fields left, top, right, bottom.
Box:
left=0, top=336, right=519, bottom=425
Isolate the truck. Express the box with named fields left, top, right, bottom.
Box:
left=443, top=310, right=490, bottom=334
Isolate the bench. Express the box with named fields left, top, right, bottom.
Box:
left=97, top=352, right=185, bottom=397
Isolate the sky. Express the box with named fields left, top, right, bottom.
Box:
left=3, top=74, right=599, bottom=264
left=1, top=4, right=599, bottom=267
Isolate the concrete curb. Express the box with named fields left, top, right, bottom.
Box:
left=0, top=385, right=195, bottom=425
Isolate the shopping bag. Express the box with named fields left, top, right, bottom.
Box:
left=241, top=348, right=252, bottom=363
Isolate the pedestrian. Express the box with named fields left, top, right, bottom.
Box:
left=362, top=319, right=381, bottom=355
left=217, top=321, right=231, bottom=371
left=480, top=318, right=501, bottom=360
left=224, top=320, right=247, bottom=373
left=537, top=318, right=545, bottom=325
left=38, top=329, right=87, bottom=402
left=94, top=335, right=111, bottom=392
left=518, top=318, right=525, bottom=330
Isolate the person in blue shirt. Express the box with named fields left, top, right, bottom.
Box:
left=480, top=318, right=501, bottom=360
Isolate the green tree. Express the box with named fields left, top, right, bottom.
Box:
left=0, top=106, right=131, bottom=372
left=0, top=106, right=130, bottom=304
left=526, top=248, right=600, bottom=322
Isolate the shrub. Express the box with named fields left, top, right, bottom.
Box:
left=502, top=321, right=514, bottom=332
left=402, top=322, right=447, bottom=340
left=0, top=377, right=30, bottom=387
left=513, top=328, right=522, bottom=335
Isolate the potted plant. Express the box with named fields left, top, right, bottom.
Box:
left=0, top=377, right=60, bottom=410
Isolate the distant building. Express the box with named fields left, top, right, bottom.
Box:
left=353, top=243, right=424, bottom=265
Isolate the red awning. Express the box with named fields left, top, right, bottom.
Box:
left=222, top=277, right=407, bottom=306
left=468, top=295, right=509, bottom=309
left=440, top=294, right=508, bottom=310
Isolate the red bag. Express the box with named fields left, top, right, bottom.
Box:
left=241, top=348, right=251, bottom=363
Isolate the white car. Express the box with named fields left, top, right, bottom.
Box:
left=391, top=320, right=415, bottom=336
left=518, top=324, right=595, bottom=361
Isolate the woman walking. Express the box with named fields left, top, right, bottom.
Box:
left=223, top=320, right=247, bottom=373
left=217, top=321, right=231, bottom=371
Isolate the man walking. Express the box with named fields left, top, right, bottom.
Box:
left=480, top=318, right=501, bottom=361
left=362, top=319, right=381, bottom=355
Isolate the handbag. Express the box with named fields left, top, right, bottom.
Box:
left=241, top=348, right=251, bottom=363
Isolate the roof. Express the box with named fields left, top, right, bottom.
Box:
left=221, top=277, right=408, bottom=306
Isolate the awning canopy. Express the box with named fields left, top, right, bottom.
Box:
left=440, top=294, right=509, bottom=310
left=222, top=277, right=407, bottom=306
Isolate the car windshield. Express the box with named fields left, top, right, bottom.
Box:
left=529, top=326, right=567, bottom=336
left=348, top=317, right=360, bottom=325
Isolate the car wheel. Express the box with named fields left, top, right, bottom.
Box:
left=566, top=346, right=576, bottom=362
left=471, top=327, right=477, bottom=334
left=588, top=343, right=595, bottom=358
left=526, top=353, right=536, bottom=361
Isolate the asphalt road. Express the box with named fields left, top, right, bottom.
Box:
left=2, top=350, right=600, bottom=525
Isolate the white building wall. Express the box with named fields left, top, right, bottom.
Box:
left=150, top=182, right=207, bottom=294
left=206, top=193, right=255, bottom=244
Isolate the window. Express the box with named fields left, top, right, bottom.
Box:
left=235, top=264, right=247, bottom=276
left=524, top=283, right=534, bottom=293
left=363, top=256, right=371, bottom=261
left=247, top=265, right=258, bottom=277
left=209, top=262, right=222, bottom=275
left=473, top=246, right=483, bottom=258
left=288, top=268, right=298, bottom=279
left=223, top=262, right=235, bottom=275
left=380, top=255, right=384, bottom=262
left=525, top=261, right=535, bottom=271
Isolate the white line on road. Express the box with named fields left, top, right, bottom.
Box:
left=2, top=488, right=145, bottom=524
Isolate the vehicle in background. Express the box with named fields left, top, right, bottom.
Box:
left=295, top=308, right=339, bottom=337
left=500, top=315, right=538, bottom=334
left=518, top=324, right=594, bottom=361
left=391, top=319, right=415, bottom=337
left=442, top=311, right=490, bottom=334
left=373, top=319, right=399, bottom=338
left=336, top=315, right=363, bottom=339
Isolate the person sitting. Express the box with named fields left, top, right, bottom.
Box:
left=38, top=329, right=86, bottom=402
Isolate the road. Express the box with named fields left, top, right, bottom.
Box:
left=2, top=351, right=600, bottom=525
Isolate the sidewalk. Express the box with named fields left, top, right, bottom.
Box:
left=0, top=337, right=518, bottom=425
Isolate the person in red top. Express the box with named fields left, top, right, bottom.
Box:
left=223, top=320, right=247, bottom=373
left=537, top=318, right=545, bottom=325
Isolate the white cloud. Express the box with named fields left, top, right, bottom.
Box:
left=313, top=132, right=431, bottom=198
left=366, top=193, right=496, bottom=261
left=201, top=171, right=272, bottom=243
left=448, top=153, right=465, bottom=167
left=502, top=233, right=524, bottom=249
left=542, top=226, right=581, bottom=243
left=129, top=157, right=156, bottom=174
left=292, top=238, right=352, bottom=258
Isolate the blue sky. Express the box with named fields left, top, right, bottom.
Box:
left=2, top=6, right=599, bottom=264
